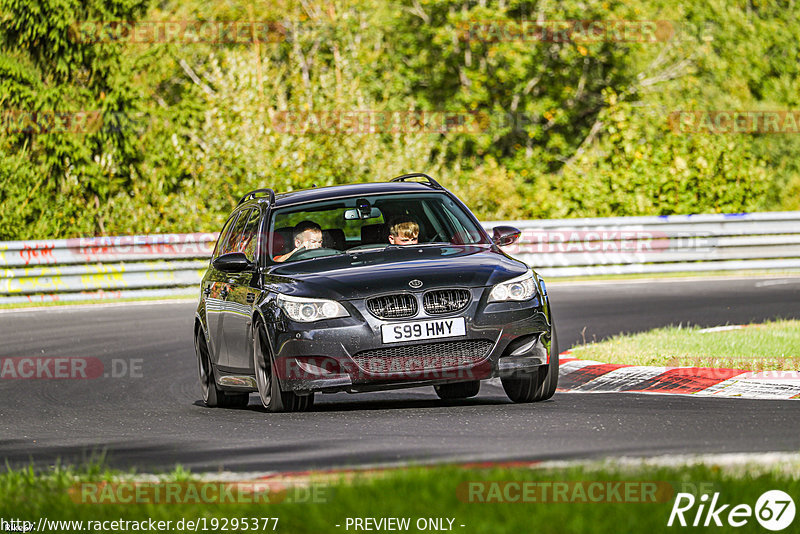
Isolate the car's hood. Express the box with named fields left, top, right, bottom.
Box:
left=264, top=245, right=527, bottom=300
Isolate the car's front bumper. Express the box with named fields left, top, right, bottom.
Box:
left=266, top=289, right=553, bottom=394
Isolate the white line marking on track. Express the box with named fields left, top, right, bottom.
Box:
left=696, top=325, right=746, bottom=333
left=755, top=279, right=797, bottom=287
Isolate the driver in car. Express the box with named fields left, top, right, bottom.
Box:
left=388, top=217, right=419, bottom=245
left=273, top=220, right=323, bottom=262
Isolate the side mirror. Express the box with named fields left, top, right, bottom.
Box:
left=492, top=226, right=521, bottom=247
left=212, top=252, right=255, bottom=273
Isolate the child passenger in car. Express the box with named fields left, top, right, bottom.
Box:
left=388, top=218, right=419, bottom=245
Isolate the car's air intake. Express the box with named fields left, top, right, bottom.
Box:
left=352, top=339, right=493, bottom=375
left=366, top=294, right=418, bottom=319
left=423, top=289, right=471, bottom=314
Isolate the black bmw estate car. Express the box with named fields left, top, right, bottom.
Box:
left=194, top=174, right=558, bottom=411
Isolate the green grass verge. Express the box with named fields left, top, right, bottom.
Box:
left=569, top=320, right=800, bottom=370
left=2, top=462, right=798, bottom=533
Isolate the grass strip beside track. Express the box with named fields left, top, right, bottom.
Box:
left=570, top=320, right=800, bottom=371
left=1, top=462, right=798, bottom=534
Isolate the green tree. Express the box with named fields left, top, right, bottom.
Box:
left=0, top=0, right=149, bottom=238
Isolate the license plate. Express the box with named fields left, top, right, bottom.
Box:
left=381, top=317, right=466, bottom=344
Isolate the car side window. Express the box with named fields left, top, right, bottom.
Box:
left=220, top=209, right=251, bottom=256
left=241, top=209, right=261, bottom=261
left=212, top=213, right=240, bottom=259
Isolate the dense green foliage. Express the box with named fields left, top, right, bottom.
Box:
left=1, top=0, right=799, bottom=239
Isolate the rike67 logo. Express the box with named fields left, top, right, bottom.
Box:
left=668, top=490, right=795, bottom=531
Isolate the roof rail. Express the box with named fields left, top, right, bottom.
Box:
left=237, top=188, right=276, bottom=206
left=390, top=173, right=443, bottom=190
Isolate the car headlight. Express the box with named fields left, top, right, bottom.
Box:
left=488, top=269, right=537, bottom=302
left=276, top=294, right=349, bottom=322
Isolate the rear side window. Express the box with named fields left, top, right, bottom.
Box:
left=240, top=209, right=262, bottom=261
left=212, top=213, right=239, bottom=259
left=219, top=209, right=252, bottom=256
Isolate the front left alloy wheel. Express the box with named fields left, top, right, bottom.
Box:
left=195, top=329, right=249, bottom=408
left=501, top=325, right=560, bottom=403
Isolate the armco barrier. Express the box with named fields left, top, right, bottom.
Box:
left=1, top=212, right=799, bottom=304
left=484, top=211, right=800, bottom=277
left=0, top=234, right=216, bottom=304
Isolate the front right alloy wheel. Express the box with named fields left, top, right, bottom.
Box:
left=253, top=321, right=314, bottom=412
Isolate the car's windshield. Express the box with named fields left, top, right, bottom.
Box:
left=266, top=192, right=489, bottom=264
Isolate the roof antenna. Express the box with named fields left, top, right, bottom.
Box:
left=312, top=183, right=318, bottom=188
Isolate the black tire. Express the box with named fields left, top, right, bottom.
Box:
left=501, top=325, right=560, bottom=403
left=253, top=321, right=315, bottom=413
left=434, top=380, right=481, bottom=399
left=195, top=329, right=249, bottom=408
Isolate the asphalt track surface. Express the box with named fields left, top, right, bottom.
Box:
left=1, top=276, right=799, bottom=473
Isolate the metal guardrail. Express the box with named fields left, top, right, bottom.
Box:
left=486, top=211, right=800, bottom=277
left=1, top=212, right=799, bottom=304
left=0, top=234, right=216, bottom=304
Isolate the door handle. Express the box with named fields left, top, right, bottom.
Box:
left=246, top=292, right=255, bottom=304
